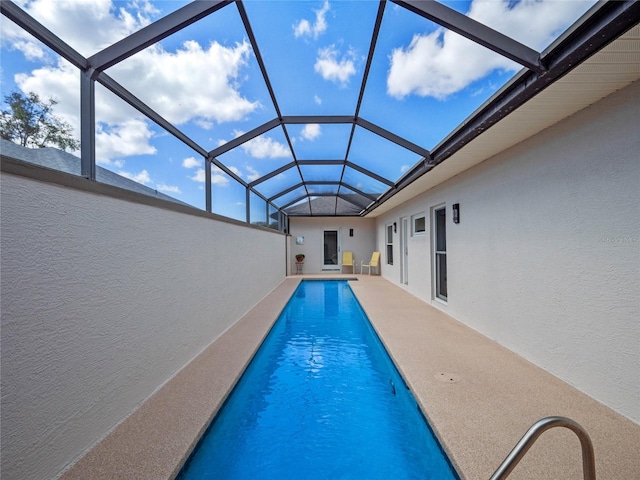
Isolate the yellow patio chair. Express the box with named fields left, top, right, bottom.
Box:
left=361, top=251, right=380, bottom=275
left=341, top=251, right=355, bottom=273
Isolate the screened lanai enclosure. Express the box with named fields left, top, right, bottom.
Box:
left=1, top=0, right=637, bottom=227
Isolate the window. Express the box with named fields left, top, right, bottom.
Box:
left=412, top=214, right=426, bottom=235
left=386, top=224, right=393, bottom=265
left=434, top=207, right=447, bottom=301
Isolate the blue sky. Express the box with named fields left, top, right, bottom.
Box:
left=1, top=0, right=596, bottom=219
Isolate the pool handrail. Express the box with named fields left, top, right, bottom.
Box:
left=489, top=416, right=596, bottom=480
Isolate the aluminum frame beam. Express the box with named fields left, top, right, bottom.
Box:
left=236, top=1, right=282, bottom=119
left=339, top=183, right=379, bottom=202
left=205, top=157, right=212, bottom=213
left=268, top=178, right=377, bottom=202
left=80, top=70, right=97, bottom=180
left=393, top=0, right=545, bottom=74
left=278, top=192, right=364, bottom=214
left=363, top=0, right=640, bottom=216
left=297, top=160, right=346, bottom=165
left=345, top=161, right=395, bottom=187
left=270, top=182, right=306, bottom=203
left=210, top=156, right=247, bottom=188
left=249, top=161, right=297, bottom=187
left=208, top=118, right=281, bottom=158
left=355, top=1, right=386, bottom=118
left=97, top=72, right=208, bottom=158
left=281, top=115, right=355, bottom=125
left=1, top=1, right=87, bottom=69
left=88, top=0, right=232, bottom=71
left=280, top=196, right=310, bottom=212
left=356, top=117, right=431, bottom=159
left=336, top=192, right=369, bottom=210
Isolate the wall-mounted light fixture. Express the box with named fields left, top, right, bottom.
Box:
left=453, top=203, right=460, bottom=224
left=349, top=228, right=354, bottom=237
left=393, top=222, right=397, bottom=233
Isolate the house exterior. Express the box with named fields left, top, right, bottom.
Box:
left=1, top=3, right=638, bottom=480
left=288, top=79, right=640, bottom=428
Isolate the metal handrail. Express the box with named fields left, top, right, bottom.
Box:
left=490, top=416, right=596, bottom=480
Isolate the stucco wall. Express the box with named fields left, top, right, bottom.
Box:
left=288, top=217, right=376, bottom=274
left=374, top=81, right=640, bottom=423
left=0, top=172, right=286, bottom=480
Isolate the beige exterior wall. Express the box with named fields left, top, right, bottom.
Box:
left=288, top=217, right=376, bottom=274
left=373, top=81, right=640, bottom=423
left=0, top=173, right=286, bottom=480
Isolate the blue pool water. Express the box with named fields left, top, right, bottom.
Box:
left=178, top=280, right=458, bottom=479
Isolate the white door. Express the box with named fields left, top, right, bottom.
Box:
left=322, top=229, right=341, bottom=271
left=401, top=217, right=409, bottom=284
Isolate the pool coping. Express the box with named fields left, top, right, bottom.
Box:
left=59, top=275, right=640, bottom=479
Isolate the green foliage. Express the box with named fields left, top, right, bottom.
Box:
left=0, top=91, right=79, bottom=152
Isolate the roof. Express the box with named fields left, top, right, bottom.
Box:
left=284, top=195, right=364, bottom=216
left=0, top=138, right=188, bottom=206
left=1, top=1, right=638, bottom=219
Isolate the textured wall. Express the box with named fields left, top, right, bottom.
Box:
left=375, top=81, right=640, bottom=423
left=288, top=217, right=376, bottom=274
left=0, top=177, right=286, bottom=480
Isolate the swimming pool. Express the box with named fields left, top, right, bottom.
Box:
left=178, top=280, right=458, bottom=479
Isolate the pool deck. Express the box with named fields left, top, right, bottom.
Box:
left=60, top=275, right=639, bottom=480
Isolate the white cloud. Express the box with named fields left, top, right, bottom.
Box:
left=226, top=165, right=259, bottom=182
left=293, top=19, right=312, bottom=38
left=108, top=39, right=259, bottom=125
left=241, top=135, right=290, bottom=159
left=211, top=166, right=229, bottom=186
left=188, top=157, right=261, bottom=186
left=228, top=166, right=242, bottom=177
left=190, top=168, right=206, bottom=183
left=387, top=0, right=592, bottom=100
left=9, top=39, right=47, bottom=62
left=245, top=165, right=260, bottom=182
left=4, top=0, right=156, bottom=58
left=293, top=1, right=330, bottom=39
left=190, top=166, right=230, bottom=187
left=314, top=45, right=356, bottom=85
left=95, top=119, right=156, bottom=164
left=182, top=157, right=201, bottom=169
left=156, top=183, right=181, bottom=194
left=301, top=124, right=321, bottom=141
left=118, top=168, right=151, bottom=185
left=194, top=118, right=214, bottom=130
left=400, top=164, right=410, bottom=173
left=98, top=158, right=125, bottom=168
left=15, top=60, right=79, bottom=129
left=469, top=0, right=592, bottom=51
left=6, top=0, right=259, bottom=163
left=314, top=95, right=322, bottom=105
left=7, top=0, right=157, bottom=57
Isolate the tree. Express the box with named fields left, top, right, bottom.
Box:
left=0, top=91, right=79, bottom=152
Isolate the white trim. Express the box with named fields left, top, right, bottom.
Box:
left=400, top=217, right=409, bottom=285
left=321, top=227, right=341, bottom=271
left=412, top=213, right=426, bottom=236
left=385, top=223, right=394, bottom=265
left=431, top=204, right=448, bottom=302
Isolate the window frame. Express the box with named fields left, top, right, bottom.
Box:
left=433, top=206, right=447, bottom=302
left=386, top=223, right=394, bottom=265
left=412, top=213, right=426, bottom=236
